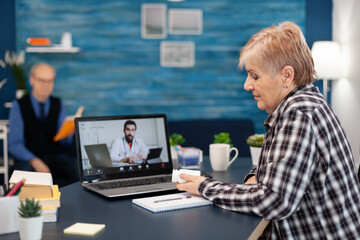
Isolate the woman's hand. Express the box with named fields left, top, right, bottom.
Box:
left=176, top=173, right=205, bottom=195
left=244, top=175, right=257, bottom=184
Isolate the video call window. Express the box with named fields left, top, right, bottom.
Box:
left=77, top=117, right=170, bottom=171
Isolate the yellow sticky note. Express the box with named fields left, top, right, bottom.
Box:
left=64, top=222, right=105, bottom=236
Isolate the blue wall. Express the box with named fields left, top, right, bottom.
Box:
left=0, top=0, right=332, bottom=135
left=0, top=0, right=16, bottom=119
left=13, top=0, right=306, bottom=133
left=305, top=0, right=333, bottom=102
left=306, top=0, right=332, bottom=47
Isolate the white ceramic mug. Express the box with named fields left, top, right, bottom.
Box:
left=209, top=144, right=239, bottom=171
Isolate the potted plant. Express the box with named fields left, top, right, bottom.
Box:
left=169, top=133, right=186, bottom=167
left=246, top=134, right=264, bottom=166
left=18, top=198, right=43, bottom=240
left=213, top=132, right=233, bottom=147
left=3, top=50, right=28, bottom=98
left=169, top=133, right=186, bottom=147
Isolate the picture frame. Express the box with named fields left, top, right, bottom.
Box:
left=168, top=9, right=203, bottom=35
left=141, top=4, right=167, bottom=39
left=160, top=41, right=195, bottom=67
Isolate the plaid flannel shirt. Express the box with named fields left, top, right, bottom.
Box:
left=199, top=85, right=360, bottom=239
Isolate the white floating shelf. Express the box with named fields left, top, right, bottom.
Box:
left=25, top=46, right=80, bottom=53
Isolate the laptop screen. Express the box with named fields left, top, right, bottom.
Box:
left=74, top=114, right=173, bottom=183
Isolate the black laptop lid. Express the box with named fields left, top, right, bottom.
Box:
left=74, top=114, right=173, bottom=183
left=147, top=147, right=163, bottom=160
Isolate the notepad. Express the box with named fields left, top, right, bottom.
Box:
left=132, top=192, right=212, bottom=213
left=63, top=223, right=105, bottom=236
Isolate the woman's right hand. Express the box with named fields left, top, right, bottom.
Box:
left=176, top=174, right=205, bottom=195
left=244, top=175, right=257, bottom=184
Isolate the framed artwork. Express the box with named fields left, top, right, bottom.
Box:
left=160, top=41, right=195, bottom=67
left=168, top=9, right=203, bottom=35
left=141, top=4, right=167, bottom=39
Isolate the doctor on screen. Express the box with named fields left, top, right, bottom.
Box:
left=110, top=120, right=149, bottom=164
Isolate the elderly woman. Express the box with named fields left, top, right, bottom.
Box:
left=177, top=21, right=360, bottom=239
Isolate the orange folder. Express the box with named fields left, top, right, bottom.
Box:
left=53, top=106, right=84, bottom=142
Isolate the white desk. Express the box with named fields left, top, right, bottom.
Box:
left=0, top=120, right=9, bottom=186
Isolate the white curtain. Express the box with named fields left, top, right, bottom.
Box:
left=332, top=0, right=360, bottom=169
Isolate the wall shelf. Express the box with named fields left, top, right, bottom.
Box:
left=25, top=46, right=80, bottom=53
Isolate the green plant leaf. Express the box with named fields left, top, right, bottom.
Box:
left=246, top=134, right=265, bottom=147
left=169, top=133, right=186, bottom=146
left=213, top=132, right=233, bottom=147
left=18, top=197, right=42, bottom=218
left=3, top=51, right=28, bottom=90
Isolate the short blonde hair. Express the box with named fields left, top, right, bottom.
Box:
left=239, top=21, right=315, bottom=86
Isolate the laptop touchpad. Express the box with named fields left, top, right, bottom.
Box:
left=135, top=187, right=161, bottom=192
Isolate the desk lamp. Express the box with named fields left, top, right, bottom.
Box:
left=311, top=41, right=343, bottom=102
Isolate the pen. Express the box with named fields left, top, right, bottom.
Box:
left=154, top=195, right=191, bottom=203
left=6, top=178, right=26, bottom=197
left=174, top=145, right=186, bottom=151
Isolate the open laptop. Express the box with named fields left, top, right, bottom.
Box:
left=75, top=113, right=177, bottom=198
left=147, top=147, right=163, bottom=160
left=84, top=144, right=113, bottom=168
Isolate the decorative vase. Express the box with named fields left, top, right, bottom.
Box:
left=18, top=215, right=43, bottom=240
left=249, top=146, right=262, bottom=167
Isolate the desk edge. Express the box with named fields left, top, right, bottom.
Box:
left=247, top=218, right=270, bottom=240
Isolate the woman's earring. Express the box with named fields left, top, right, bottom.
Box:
left=285, top=84, right=288, bottom=89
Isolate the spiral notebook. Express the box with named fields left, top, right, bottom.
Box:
left=132, top=192, right=212, bottom=213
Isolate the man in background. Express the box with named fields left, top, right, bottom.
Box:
left=9, top=63, right=78, bottom=187
left=110, top=120, right=149, bottom=164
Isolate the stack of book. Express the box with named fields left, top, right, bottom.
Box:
left=9, top=171, right=61, bottom=223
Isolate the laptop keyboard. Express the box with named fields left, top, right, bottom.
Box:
left=90, top=176, right=172, bottom=190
